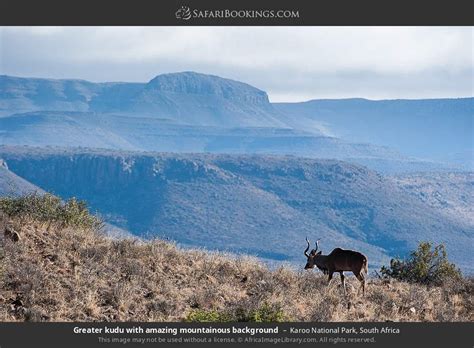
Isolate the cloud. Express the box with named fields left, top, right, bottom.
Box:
left=0, top=26, right=472, bottom=101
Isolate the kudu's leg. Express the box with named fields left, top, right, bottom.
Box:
left=340, top=272, right=346, bottom=296
left=355, top=272, right=366, bottom=297
left=327, top=271, right=334, bottom=285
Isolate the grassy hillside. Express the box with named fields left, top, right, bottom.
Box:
left=0, top=195, right=472, bottom=322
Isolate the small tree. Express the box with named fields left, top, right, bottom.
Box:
left=380, top=242, right=462, bottom=286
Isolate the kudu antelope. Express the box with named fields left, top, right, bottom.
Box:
left=304, top=238, right=368, bottom=296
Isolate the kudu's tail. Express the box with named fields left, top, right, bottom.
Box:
left=363, top=256, right=368, bottom=275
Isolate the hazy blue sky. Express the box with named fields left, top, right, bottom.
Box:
left=0, top=27, right=472, bottom=102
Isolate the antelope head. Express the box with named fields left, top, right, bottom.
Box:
left=303, top=237, right=322, bottom=270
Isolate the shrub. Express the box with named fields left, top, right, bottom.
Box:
left=184, top=303, right=287, bottom=322
left=245, top=302, right=287, bottom=322
left=0, top=193, right=102, bottom=230
left=184, top=309, right=232, bottom=322
left=380, top=242, right=462, bottom=286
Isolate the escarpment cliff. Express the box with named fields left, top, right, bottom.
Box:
left=1, top=147, right=472, bottom=271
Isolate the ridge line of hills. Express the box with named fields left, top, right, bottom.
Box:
left=1, top=72, right=472, bottom=172
left=0, top=147, right=472, bottom=272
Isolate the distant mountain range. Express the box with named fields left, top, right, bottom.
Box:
left=1, top=147, right=472, bottom=272
left=0, top=72, right=282, bottom=127
left=274, top=98, right=473, bottom=168
left=1, top=73, right=472, bottom=172
left=0, top=72, right=472, bottom=272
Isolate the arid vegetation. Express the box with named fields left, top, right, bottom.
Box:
left=380, top=242, right=463, bottom=287
left=0, top=195, right=472, bottom=322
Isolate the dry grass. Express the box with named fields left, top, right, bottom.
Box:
left=0, top=214, right=472, bottom=322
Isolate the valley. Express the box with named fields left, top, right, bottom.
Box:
left=0, top=147, right=472, bottom=272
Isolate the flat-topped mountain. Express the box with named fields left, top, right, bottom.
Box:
left=0, top=73, right=472, bottom=171
left=146, top=72, right=270, bottom=104
left=0, top=72, right=282, bottom=127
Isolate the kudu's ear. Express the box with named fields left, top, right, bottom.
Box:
left=316, top=251, right=322, bottom=255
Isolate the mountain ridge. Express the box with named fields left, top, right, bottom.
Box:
left=3, top=110, right=444, bottom=174
left=1, top=72, right=472, bottom=171
left=1, top=147, right=471, bottom=272
left=274, top=98, right=473, bottom=169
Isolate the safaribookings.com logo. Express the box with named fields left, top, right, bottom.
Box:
left=175, top=6, right=300, bottom=21
left=176, top=6, right=192, bottom=20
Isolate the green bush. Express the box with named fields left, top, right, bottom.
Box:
left=184, top=309, right=232, bottom=322
left=245, top=302, right=287, bottom=322
left=0, top=193, right=103, bottom=230
left=185, top=303, right=287, bottom=322
left=380, top=241, right=462, bottom=286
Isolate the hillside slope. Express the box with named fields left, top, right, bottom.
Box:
left=1, top=211, right=471, bottom=322
left=0, top=111, right=439, bottom=174
left=392, top=172, right=474, bottom=227
left=0, top=160, right=42, bottom=196
left=0, top=75, right=99, bottom=116
left=1, top=147, right=472, bottom=271
left=274, top=98, right=474, bottom=169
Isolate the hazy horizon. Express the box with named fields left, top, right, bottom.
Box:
left=1, top=27, right=472, bottom=102
left=1, top=71, right=473, bottom=104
